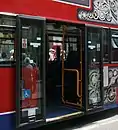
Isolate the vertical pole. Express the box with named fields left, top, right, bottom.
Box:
left=100, top=28, right=104, bottom=107
left=79, top=29, right=83, bottom=107
left=85, top=26, right=88, bottom=111
left=62, top=25, right=67, bottom=103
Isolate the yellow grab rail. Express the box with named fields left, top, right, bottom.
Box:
left=62, top=68, right=82, bottom=107
left=61, top=25, right=82, bottom=107
left=63, top=69, right=81, bottom=98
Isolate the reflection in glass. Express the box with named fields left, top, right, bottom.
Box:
left=111, top=30, right=118, bottom=62
left=103, top=29, right=109, bottom=62
left=87, top=27, right=101, bottom=108
left=20, top=22, right=42, bottom=122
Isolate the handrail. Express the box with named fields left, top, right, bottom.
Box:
left=64, top=69, right=81, bottom=98
left=61, top=25, right=66, bottom=105
left=79, top=29, right=82, bottom=106
left=61, top=25, right=82, bottom=107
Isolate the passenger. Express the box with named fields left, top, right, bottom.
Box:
left=24, top=57, right=33, bottom=69
left=1, top=52, right=7, bottom=61
left=22, top=53, right=27, bottom=66
left=49, top=48, right=56, bottom=61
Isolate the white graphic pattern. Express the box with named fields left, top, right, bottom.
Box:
left=88, top=69, right=101, bottom=105
left=78, top=0, right=118, bottom=24
left=104, top=68, right=118, bottom=104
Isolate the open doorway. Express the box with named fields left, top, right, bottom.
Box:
left=45, top=21, right=84, bottom=121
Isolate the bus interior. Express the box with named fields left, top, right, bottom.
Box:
left=45, top=21, right=84, bottom=121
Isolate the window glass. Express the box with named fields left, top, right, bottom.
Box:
left=21, top=25, right=41, bottom=66
left=0, top=15, right=15, bottom=63
left=48, top=36, right=78, bottom=61
left=64, top=36, right=78, bottom=61
left=48, top=36, right=62, bottom=61
left=111, top=30, right=118, bottom=62
left=87, top=27, right=102, bottom=108
left=87, top=28, right=100, bottom=63
left=20, top=20, right=43, bottom=121
left=103, top=29, right=109, bottom=62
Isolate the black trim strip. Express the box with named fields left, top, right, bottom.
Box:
left=100, top=28, right=104, bottom=106
left=85, top=26, right=88, bottom=111
left=18, top=14, right=45, bottom=21
left=16, top=15, right=46, bottom=129
left=109, top=29, right=112, bottom=63
left=16, top=15, right=21, bottom=128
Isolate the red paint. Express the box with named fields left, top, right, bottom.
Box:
left=0, top=68, right=15, bottom=113
left=0, top=66, right=39, bottom=113
left=0, top=0, right=117, bottom=28
left=0, top=0, right=78, bottom=22
left=22, top=67, right=39, bottom=108
left=104, top=64, right=118, bottom=67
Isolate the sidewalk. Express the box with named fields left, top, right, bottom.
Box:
left=73, top=115, right=118, bottom=130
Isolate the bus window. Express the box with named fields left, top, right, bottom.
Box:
left=48, top=36, right=62, bottom=61
left=0, top=15, right=15, bottom=64
left=111, top=30, right=118, bottom=62
left=103, top=29, right=109, bottom=63
left=87, top=28, right=100, bottom=64
left=47, top=35, right=78, bottom=62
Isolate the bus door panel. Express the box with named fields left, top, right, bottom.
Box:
left=62, top=26, right=83, bottom=108
left=16, top=15, right=46, bottom=129
left=87, top=27, right=103, bottom=111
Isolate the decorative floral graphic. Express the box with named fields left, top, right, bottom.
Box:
left=78, top=0, right=118, bottom=24
left=104, top=67, right=118, bottom=104
left=88, top=69, right=101, bottom=106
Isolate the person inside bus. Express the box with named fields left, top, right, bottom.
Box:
left=22, top=53, right=27, bottom=66
left=24, top=57, right=33, bottom=69
left=0, top=52, right=8, bottom=61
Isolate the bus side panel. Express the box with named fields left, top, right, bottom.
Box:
left=0, top=0, right=77, bottom=23
left=103, top=64, right=118, bottom=109
left=0, top=67, right=16, bottom=130
left=0, top=113, right=15, bottom=130
left=0, top=67, right=16, bottom=113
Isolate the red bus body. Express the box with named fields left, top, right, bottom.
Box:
left=0, top=0, right=118, bottom=130
left=0, top=0, right=117, bottom=28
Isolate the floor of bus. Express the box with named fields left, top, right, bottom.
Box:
left=46, top=86, right=79, bottom=119
left=46, top=102, right=79, bottom=119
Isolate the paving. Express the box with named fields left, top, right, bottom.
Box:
left=32, top=108, right=118, bottom=130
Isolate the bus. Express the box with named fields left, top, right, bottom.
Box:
left=0, top=0, right=118, bottom=130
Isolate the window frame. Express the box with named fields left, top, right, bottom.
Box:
left=111, top=29, right=118, bottom=63
left=86, top=26, right=104, bottom=109
left=16, top=15, right=46, bottom=129
left=102, top=28, right=111, bottom=63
